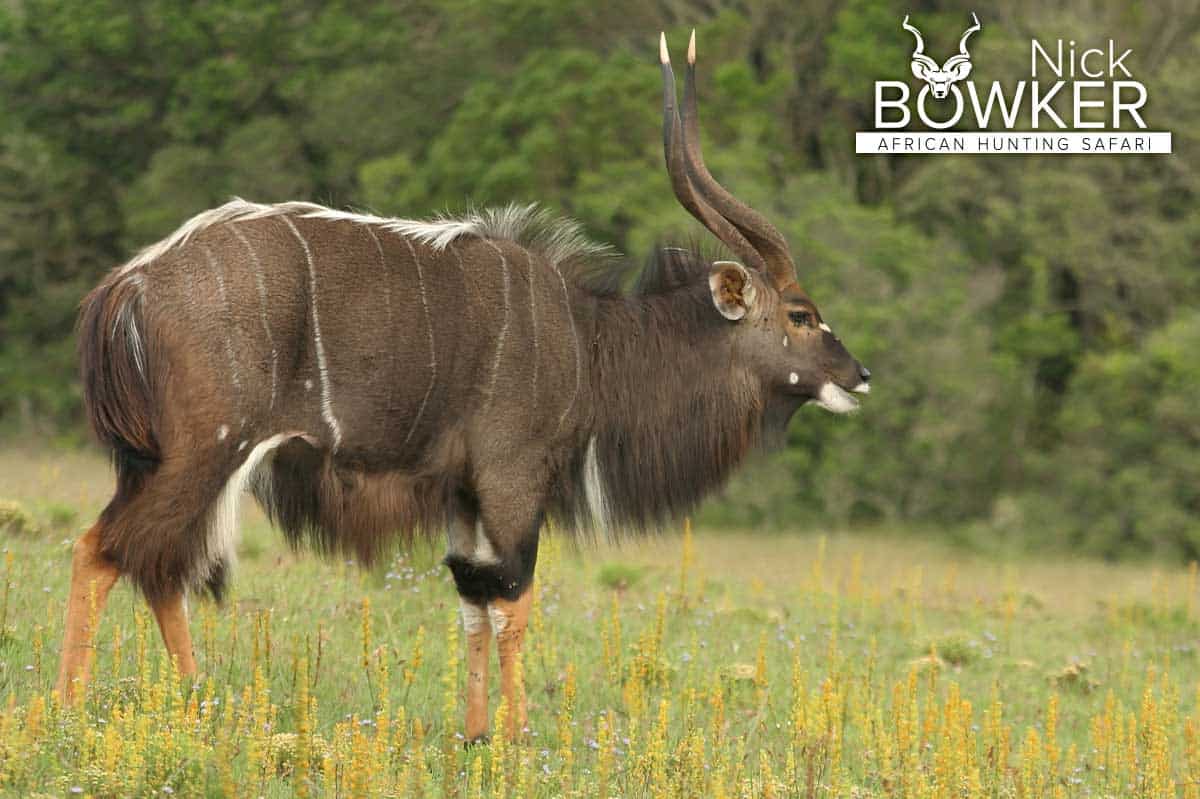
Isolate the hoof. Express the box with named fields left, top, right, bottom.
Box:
left=464, top=734, right=491, bottom=749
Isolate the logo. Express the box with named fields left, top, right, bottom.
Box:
left=903, top=13, right=980, bottom=100
left=855, top=13, right=1172, bottom=155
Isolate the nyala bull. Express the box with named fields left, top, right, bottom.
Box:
left=57, top=32, right=870, bottom=740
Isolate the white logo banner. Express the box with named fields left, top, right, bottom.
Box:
left=856, top=132, right=1172, bottom=155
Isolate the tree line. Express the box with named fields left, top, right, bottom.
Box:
left=1, top=0, right=1197, bottom=557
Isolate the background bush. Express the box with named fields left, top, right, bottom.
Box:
left=0, top=0, right=1196, bottom=557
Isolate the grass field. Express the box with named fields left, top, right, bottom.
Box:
left=2, top=448, right=1200, bottom=797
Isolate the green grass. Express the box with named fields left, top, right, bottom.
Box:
left=1, top=447, right=1199, bottom=796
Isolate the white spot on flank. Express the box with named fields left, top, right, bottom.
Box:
left=783, top=335, right=789, bottom=348
left=584, top=436, right=612, bottom=532
left=305, top=379, right=313, bottom=391
left=487, top=605, right=510, bottom=636
left=814, top=382, right=859, bottom=414
left=789, top=372, right=800, bottom=385
left=201, top=433, right=292, bottom=589
left=819, top=322, right=832, bottom=333
left=217, top=425, right=229, bottom=441
left=282, top=217, right=343, bottom=449
left=460, top=599, right=489, bottom=635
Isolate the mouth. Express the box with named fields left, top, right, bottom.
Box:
left=805, top=382, right=858, bottom=414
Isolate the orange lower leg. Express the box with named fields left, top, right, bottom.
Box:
left=55, top=524, right=120, bottom=700
left=462, top=600, right=493, bottom=742
left=491, top=587, right=533, bottom=738
left=151, top=591, right=197, bottom=679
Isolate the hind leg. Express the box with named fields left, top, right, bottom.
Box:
left=151, top=591, right=197, bottom=678
left=56, top=523, right=120, bottom=701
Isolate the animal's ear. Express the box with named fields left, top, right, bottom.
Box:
left=708, top=261, right=757, bottom=321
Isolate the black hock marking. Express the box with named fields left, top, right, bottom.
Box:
left=444, top=527, right=540, bottom=603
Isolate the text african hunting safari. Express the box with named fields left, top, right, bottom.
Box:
left=58, top=32, right=870, bottom=741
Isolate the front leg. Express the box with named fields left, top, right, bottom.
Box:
left=489, top=587, right=534, bottom=735
left=444, top=490, right=541, bottom=741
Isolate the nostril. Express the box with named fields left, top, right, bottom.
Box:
left=860, top=366, right=871, bottom=382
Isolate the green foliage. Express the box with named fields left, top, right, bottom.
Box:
left=596, top=561, right=646, bottom=590
left=37, top=501, right=78, bottom=533
left=0, top=501, right=40, bottom=537
left=1024, top=312, right=1200, bottom=559
left=0, top=0, right=1196, bottom=556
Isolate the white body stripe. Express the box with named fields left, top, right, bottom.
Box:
left=202, top=433, right=292, bottom=586
left=111, top=272, right=148, bottom=380
left=584, top=436, right=611, bottom=531
left=525, top=251, right=539, bottom=408
left=400, top=237, right=437, bottom=448
left=553, top=261, right=580, bottom=432
left=230, top=224, right=278, bottom=409
left=282, top=217, right=343, bottom=448
left=483, top=241, right=511, bottom=405
left=365, top=225, right=394, bottom=411
left=202, top=244, right=243, bottom=394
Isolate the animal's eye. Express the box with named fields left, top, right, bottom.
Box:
left=788, top=311, right=813, bottom=328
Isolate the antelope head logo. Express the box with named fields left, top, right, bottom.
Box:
left=903, top=12, right=981, bottom=99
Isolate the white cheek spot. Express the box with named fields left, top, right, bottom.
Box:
left=237, top=440, right=247, bottom=452
left=304, top=379, right=314, bottom=391
left=783, top=335, right=789, bottom=348
left=217, top=425, right=229, bottom=442
left=819, top=322, right=832, bottom=333
left=789, top=372, right=800, bottom=385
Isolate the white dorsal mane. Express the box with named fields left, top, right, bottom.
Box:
left=118, top=198, right=610, bottom=276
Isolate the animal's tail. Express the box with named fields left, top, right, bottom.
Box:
left=77, top=269, right=160, bottom=464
